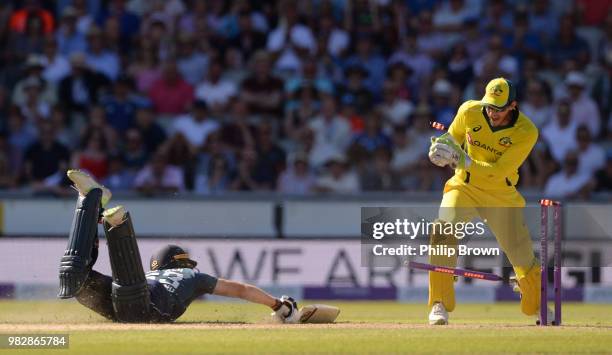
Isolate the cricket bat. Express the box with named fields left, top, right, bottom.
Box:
left=299, top=304, right=340, bottom=323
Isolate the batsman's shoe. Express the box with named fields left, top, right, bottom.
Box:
left=102, top=205, right=126, bottom=228
left=67, top=169, right=112, bottom=207
left=271, top=295, right=300, bottom=324
left=429, top=302, right=449, bottom=325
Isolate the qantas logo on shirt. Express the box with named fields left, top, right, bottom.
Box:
left=467, top=135, right=503, bottom=156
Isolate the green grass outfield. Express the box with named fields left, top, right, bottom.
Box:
left=1, top=301, right=611, bottom=354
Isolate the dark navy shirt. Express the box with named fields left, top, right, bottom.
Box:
left=145, top=268, right=218, bottom=322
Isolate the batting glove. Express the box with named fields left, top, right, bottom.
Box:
left=272, top=295, right=300, bottom=324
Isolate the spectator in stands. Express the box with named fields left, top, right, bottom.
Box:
left=84, top=25, right=119, bottom=81
left=313, top=154, right=360, bottom=194
left=544, top=150, right=592, bottom=200
left=176, top=0, right=207, bottom=35
left=164, top=132, right=196, bottom=189
left=22, top=121, right=70, bottom=188
left=542, top=99, right=578, bottom=163
left=344, top=32, right=387, bottom=94
left=132, top=103, right=166, bottom=154
left=388, top=33, right=433, bottom=88
left=565, top=71, right=601, bottom=137
left=352, top=110, right=392, bottom=154
left=318, top=13, right=349, bottom=58
left=148, top=59, right=194, bottom=116
left=100, top=75, right=138, bottom=132
left=240, top=50, right=284, bottom=117
left=195, top=131, right=237, bottom=181
left=338, top=64, right=373, bottom=114
left=172, top=100, right=219, bottom=150
left=194, top=154, right=233, bottom=195
left=415, top=11, right=448, bottom=60
left=7, top=110, right=37, bottom=169
left=228, top=9, right=267, bottom=61
left=360, top=147, right=402, bottom=191
left=504, top=10, right=543, bottom=66
left=520, top=80, right=553, bottom=129
left=473, top=34, right=518, bottom=81
left=433, top=0, right=476, bottom=33
left=575, top=125, right=605, bottom=176
left=195, top=58, right=237, bottom=116
left=529, top=0, right=559, bottom=44
left=231, top=148, right=269, bottom=191
left=447, top=43, right=473, bottom=91
left=176, top=33, right=208, bottom=86
left=41, top=36, right=71, bottom=84
left=266, top=0, right=316, bottom=73
left=431, top=79, right=458, bottom=128
left=8, top=0, right=54, bottom=36
left=391, top=105, right=433, bottom=179
left=547, top=14, right=590, bottom=69
left=254, top=122, right=286, bottom=190
left=19, top=77, right=50, bottom=125
left=277, top=152, right=315, bottom=195
left=85, top=105, right=119, bottom=155
left=220, top=99, right=255, bottom=154
left=123, top=128, right=148, bottom=172
left=461, top=18, right=487, bottom=62
left=378, top=80, right=414, bottom=128
left=70, top=128, right=109, bottom=180
left=284, top=84, right=320, bottom=139
left=71, top=0, right=95, bottom=34
left=7, top=4, right=49, bottom=62
left=385, top=62, right=413, bottom=101
left=102, top=154, right=134, bottom=191
left=58, top=52, right=110, bottom=113
left=95, top=0, right=140, bottom=44
left=134, top=150, right=184, bottom=194
left=55, top=6, right=87, bottom=56
left=49, top=105, right=75, bottom=149
left=128, top=38, right=162, bottom=93
left=307, top=95, right=352, bottom=168
left=480, top=0, right=513, bottom=35
left=12, top=54, right=56, bottom=107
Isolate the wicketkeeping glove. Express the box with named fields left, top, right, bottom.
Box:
left=428, top=133, right=471, bottom=169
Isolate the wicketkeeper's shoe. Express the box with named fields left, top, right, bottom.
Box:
left=102, top=205, right=126, bottom=228
left=429, top=302, right=449, bottom=325
left=67, top=169, right=112, bottom=207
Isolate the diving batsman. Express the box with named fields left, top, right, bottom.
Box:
left=58, top=170, right=300, bottom=323
left=427, top=78, right=541, bottom=325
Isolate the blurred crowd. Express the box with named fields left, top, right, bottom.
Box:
left=0, top=0, right=611, bottom=199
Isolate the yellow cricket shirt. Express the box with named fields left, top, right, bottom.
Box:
left=447, top=100, right=538, bottom=189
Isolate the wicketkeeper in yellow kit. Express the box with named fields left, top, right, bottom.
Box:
left=426, top=78, right=540, bottom=325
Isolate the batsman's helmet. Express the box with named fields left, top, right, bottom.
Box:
left=150, top=244, right=198, bottom=270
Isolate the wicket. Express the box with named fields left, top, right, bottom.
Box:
left=540, top=199, right=563, bottom=326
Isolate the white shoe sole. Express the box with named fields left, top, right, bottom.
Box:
left=67, top=169, right=112, bottom=207
left=429, top=318, right=448, bottom=325
left=102, top=205, right=126, bottom=227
